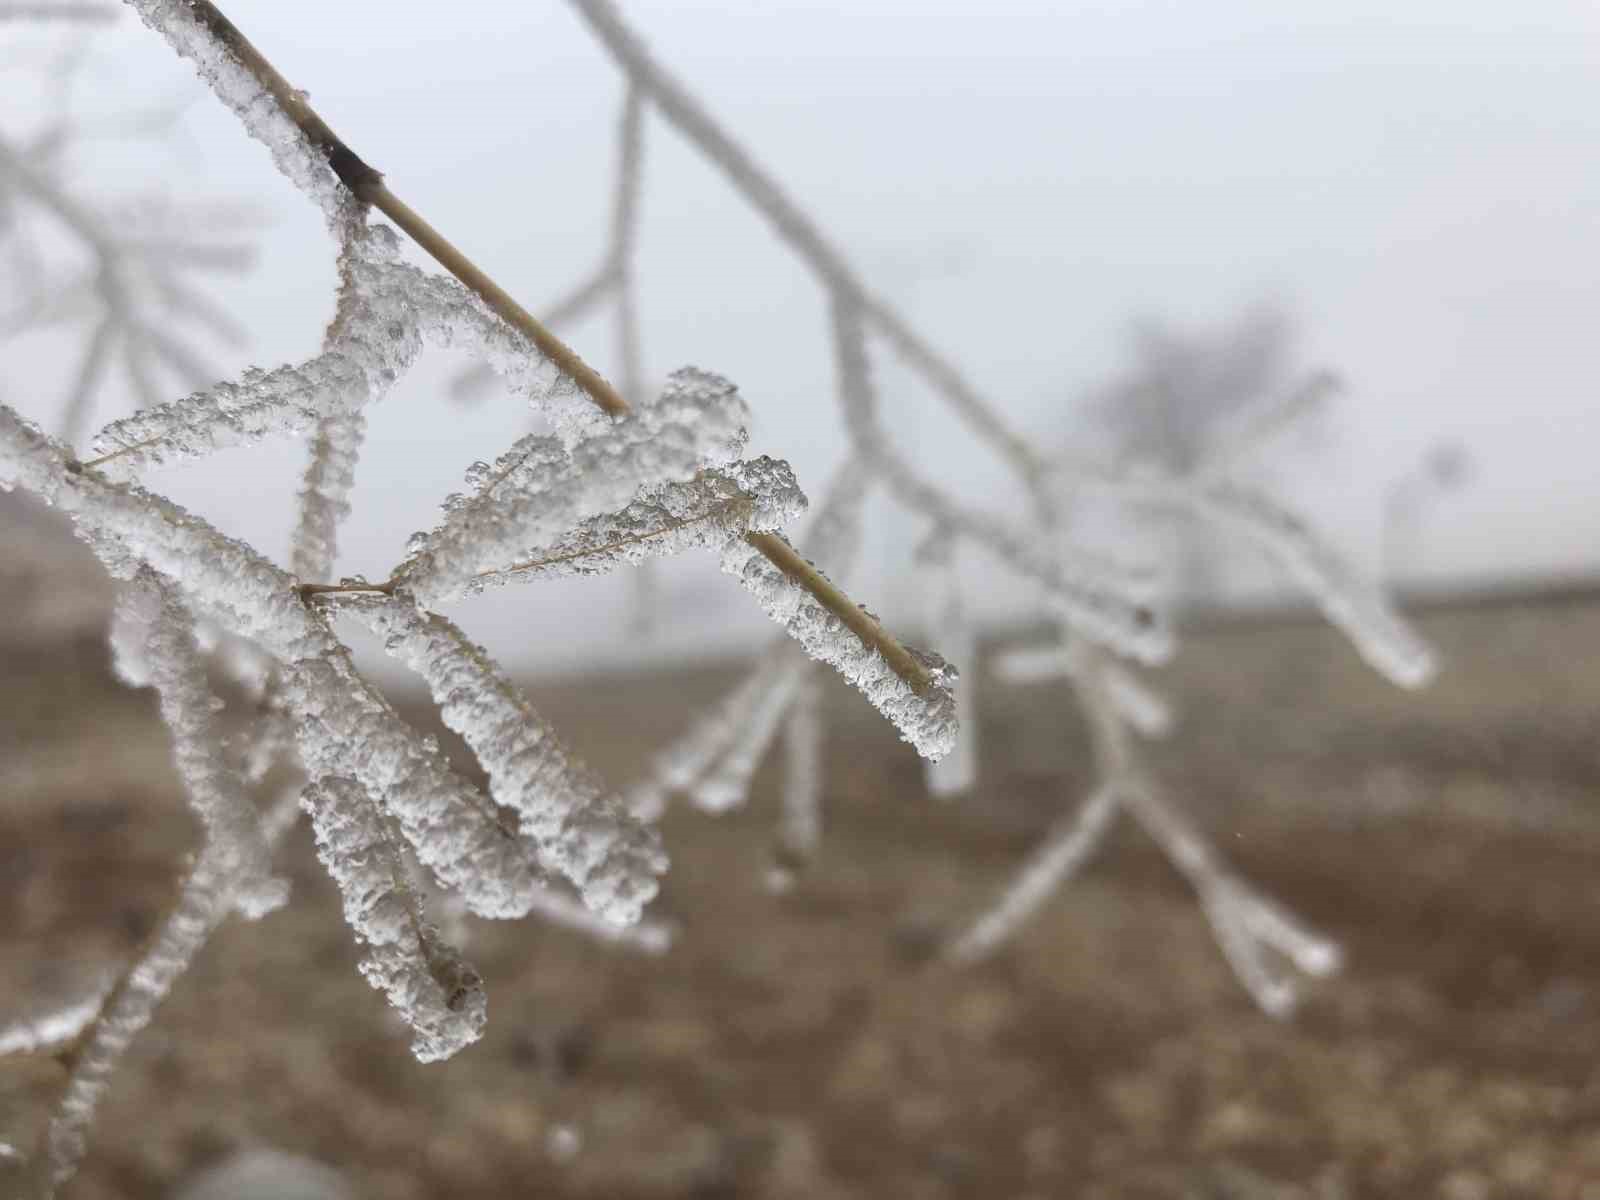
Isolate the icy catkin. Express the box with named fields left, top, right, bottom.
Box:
left=110, top=571, right=286, bottom=919
left=475, top=456, right=806, bottom=589
left=397, top=367, right=752, bottom=605
left=347, top=598, right=665, bottom=926
left=720, top=534, right=958, bottom=761
left=1192, top=481, right=1436, bottom=688
left=302, top=777, right=487, bottom=1062
left=283, top=649, right=543, bottom=920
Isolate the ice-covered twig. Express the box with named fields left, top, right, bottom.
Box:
left=689, top=650, right=813, bottom=813
left=0, top=985, right=110, bottom=1060
left=477, top=457, right=805, bottom=589
left=340, top=594, right=666, bottom=926
left=770, top=669, right=824, bottom=890
left=944, top=784, right=1120, bottom=964
left=828, top=293, right=1168, bottom=663
left=917, top=531, right=977, bottom=796
left=0, top=129, right=253, bottom=446
left=302, top=776, right=487, bottom=1062
left=109, top=569, right=287, bottom=918
left=393, top=368, right=752, bottom=605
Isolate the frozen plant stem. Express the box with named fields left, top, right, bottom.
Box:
left=158, top=0, right=932, bottom=699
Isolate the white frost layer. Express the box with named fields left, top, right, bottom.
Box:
left=918, top=540, right=977, bottom=797
left=111, top=571, right=286, bottom=919
left=396, top=366, right=751, bottom=605
left=347, top=597, right=665, bottom=926
left=1188, top=481, right=1436, bottom=689
left=689, top=650, right=812, bottom=813
left=0, top=408, right=549, bottom=924
left=124, top=0, right=350, bottom=226
left=303, top=776, right=487, bottom=1062
left=720, top=533, right=958, bottom=761
left=772, top=669, right=824, bottom=884
left=87, top=225, right=584, bottom=477
left=0, top=986, right=109, bottom=1059
left=474, top=456, right=804, bottom=589
left=283, top=649, right=544, bottom=921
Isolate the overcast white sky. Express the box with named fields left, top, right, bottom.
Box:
left=6, top=1, right=1599, bottom=674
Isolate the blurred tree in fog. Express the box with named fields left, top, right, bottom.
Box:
left=1083, top=303, right=1336, bottom=612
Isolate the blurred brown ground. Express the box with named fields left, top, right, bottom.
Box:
left=3, top=590, right=1600, bottom=1199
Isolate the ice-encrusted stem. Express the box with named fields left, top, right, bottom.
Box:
left=944, top=783, right=1120, bottom=965
left=689, top=650, right=813, bottom=813
left=29, top=787, right=303, bottom=1199
left=342, top=595, right=666, bottom=926
left=828, top=292, right=1168, bottom=664
left=302, top=776, right=487, bottom=1062
left=109, top=569, right=287, bottom=919
left=770, top=668, right=824, bottom=889
left=917, top=533, right=977, bottom=797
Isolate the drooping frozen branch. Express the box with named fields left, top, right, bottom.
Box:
left=341, top=596, right=666, bottom=926
left=302, top=776, right=487, bottom=1062
left=109, top=569, right=286, bottom=919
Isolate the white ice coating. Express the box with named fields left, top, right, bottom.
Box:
left=346, top=596, right=665, bottom=926
left=689, top=649, right=812, bottom=813
left=991, top=641, right=1173, bottom=739
left=289, top=238, right=370, bottom=584
left=827, top=293, right=1169, bottom=663
left=1200, top=875, right=1343, bottom=1020
left=772, top=668, right=823, bottom=884
left=523, top=882, right=676, bottom=956
left=302, top=776, right=487, bottom=1062
left=1187, top=481, right=1437, bottom=689
left=124, top=0, right=350, bottom=227
left=0, top=411, right=551, bottom=922
left=43, top=847, right=229, bottom=1189
left=87, top=224, right=582, bottom=477
left=474, top=456, right=805, bottom=589
left=0, top=985, right=109, bottom=1059
left=622, top=648, right=795, bottom=821
left=719, top=532, right=959, bottom=761
left=1114, top=774, right=1342, bottom=1019
left=282, top=648, right=544, bottom=921
left=396, top=366, right=751, bottom=605
left=1103, top=662, right=1175, bottom=739
left=622, top=458, right=894, bottom=821
left=110, top=570, right=287, bottom=919
left=917, top=538, right=977, bottom=797
left=944, top=784, right=1121, bottom=965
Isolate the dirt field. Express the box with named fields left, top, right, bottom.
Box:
left=4, top=591, right=1600, bottom=1199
